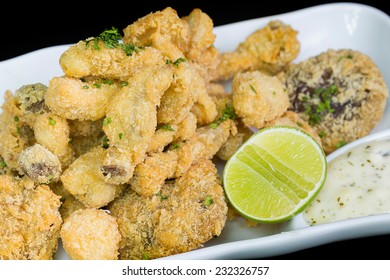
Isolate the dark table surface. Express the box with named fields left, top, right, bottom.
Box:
left=1, top=0, right=389, bottom=260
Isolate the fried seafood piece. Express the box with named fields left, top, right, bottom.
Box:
left=60, top=209, right=121, bottom=260
left=101, top=65, right=173, bottom=184
left=232, top=70, right=290, bottom=128
left=60, top=146, right=126, bottom=209
left=34, top=113, right=72, bottom=158
left=278, top=48, right=389, bottom=154
left=177, top=119, right=237, bottom=176
left=59, top=40, right=166, bottom=80
left=122, top=7, right=190, bottom=60
left=14, top=83, right=49, bottom=127
left=157, top=62, right=204, bottom=125
left=215, top=20, right=300, bottom=81
left=190, top=88, right=218, bottom=125
left=264, top=111, right=322, bottom=145
left=49, top=181, right=85, bottom=221
left=0, top=175, right=62, bottom=260
left=18, top=144, right=62, bottom=184
left=0, top=92, right=33, bottom=171
left=46, top=76, right=122, bottom=121
left=68, top=119, right=105, bottom=157
left=183, top=8, right=215, bottom=60
left=183, top=9, right=221, bottom=83
left=130, top=119, right=236, bottom=197
left=147, top=112, right=197, bottom=154
left=130, top=150, right=178, bottom=197
left=109, top=159, right=228, bottom=259
left=210, top=92, right=253, bottom=160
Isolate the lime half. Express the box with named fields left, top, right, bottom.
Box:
left=223, top=126, right=327, bottom=223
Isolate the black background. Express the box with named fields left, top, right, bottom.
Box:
left=1, top=1, right=390, bottom=259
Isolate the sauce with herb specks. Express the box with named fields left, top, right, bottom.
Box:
left=303, top=137, right=390, bottom=225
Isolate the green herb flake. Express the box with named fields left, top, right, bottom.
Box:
left=142, top=252, right=150, bottom=260
left=203, top=196, right=214, bottom=206
left=82, top=85, right=89, bottom=89
left=0, top=160, right=7, bottom=168
left=49, top=117, right=56, bottom=126
left=160, top=124, right=175, bottom=132
left=336, top=140, right=347, bottom=149
left=120, top=81, right=128, bottom=87
left=101, top=136, right=109, bottom=149
left=303, top=84, right=338, bottom=125
left=14, top=116, right=19, bottom=122
left=166, top=57, right=187, bottom=67
left=170, top=143, right=180, bottom=150
left=118, top=132, right=123, bottom=140
left=103, top=117, right=112, bottom=126
left=249, top=84, right=257, bottom=94
left=121, top=43, right=144, bottom=56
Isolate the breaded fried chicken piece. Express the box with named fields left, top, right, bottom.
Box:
left=109, top=159, right=228, bottom=260
left=232, top=70, right=290, bottom=128
left=0, top=175, right=62, bottom=260
left=60, top=209, right=121, bottom=260
left=122, top=7, right=190, bottom=61
left=215, top=20, right=300, bottom=81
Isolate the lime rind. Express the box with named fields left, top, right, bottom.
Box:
left=223, top=126, right=327, bottom=224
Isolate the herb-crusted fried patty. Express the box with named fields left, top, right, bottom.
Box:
left=278, top=48, right=389, bottom=154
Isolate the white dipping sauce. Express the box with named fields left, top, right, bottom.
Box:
left=303, top=137, right=390, bottom=225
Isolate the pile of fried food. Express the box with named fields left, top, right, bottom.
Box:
left=0, top=7, right=388, bottom=260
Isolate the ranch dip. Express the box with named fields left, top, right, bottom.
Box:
left=303, top=137, right=390, bottom=225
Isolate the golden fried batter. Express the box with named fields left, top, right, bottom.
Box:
left=60, top=146, right=126, bottom=209
left=46, top=76, right=121, bottom=121
left=215, top=20, right=300, bottom=80
left=157, top=63, right=204, bottom=125
left=61, top=209, right=121, bottom=260
left=232, top=70, right=290, bottom=128
left=18, top=144, right=62, bottom=184
left=264, top=111, right=322, bottom=145
left=0, top=175, right=62, bottom=260
left=101, top=65, right=173, bottom=184
left=60, top=41, right=166, bottom=81
left=122, top=7, right=190, bottom=60
left=109, top=159, right=227, bottom=259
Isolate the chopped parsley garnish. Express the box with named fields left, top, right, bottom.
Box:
left=166, top=57, right=187, bottom=67
left=120, top=81, right=129, bottom=87
left=84, top=27, right=145, bottom=56
left=14, top=116, right=19, bottom=122
left=82, top=85, right=89, bottom=89
left=93, top=78, right=114, bottom=88
left=336, top=140, right=347, bottom=149
left=249, top=84, right=257, bottom=94
left=303, top=84, right=338, bottom=125
left=118, top=132, right=123, bottom=140
left=203, top=196, right=214, bottom=206
left=209, top=103, right=237, bottom=128
left=49, top=117, right=56, bottom=126
left=101, top=136, right=109, bottom=149
left=160, top=124, right=175, bottom=132
left=121, top=43, right=144, bottom=56
left=0, top=160, right=7, bottom=168
left=156, top=191, right=169, bottom=201
left=103, top=117, right=112, bottom=126
left=85, top=27, right=122, bottom=50
left=170, top=143, right=180, bottom=150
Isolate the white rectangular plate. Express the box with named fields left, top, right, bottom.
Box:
left=1, top=2, right=390, bottom=260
